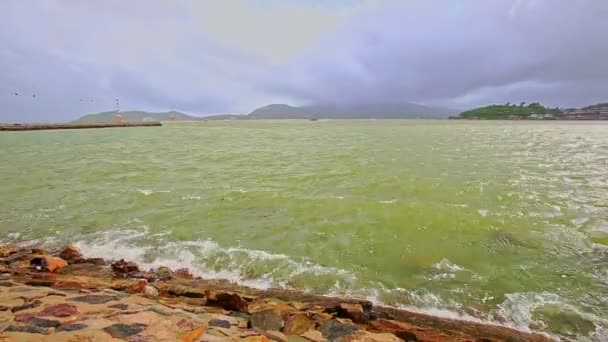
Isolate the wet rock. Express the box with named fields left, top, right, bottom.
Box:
left=394, top=330, right=418, bottom=341
left=103, top=323, right=147, bottom=339
left=31, top=247, right=47, bottom=254
left=168, top=285, right=206, bottom=298
left=206, top=290, right=249, bottom=312
left=318, top=320, right=358, bottom=341
left=156, top=266, right=174, bottom=280
left=346, top=331, right=402, bottom=342
left=0, top=280, right=14, bottom=287
left=30, top=256, right=68, bottom=272
left=369, top=320, right=418, bottom=341
left=0, top=305, right=9, bottom=311
left=47, top=291, right=67, bottom=297
left=57, top=323, right=88, bottom=332
left=180, top=325, right=206, bottom=342
left=85, top=257, right=107, bottom=265
left=143, top=285, right=159, bottom=297
left=144, top=306, right=173, bottom=316
left=59, top=245, right=82, bottom=263
left=11, top=299, right=42, bottom=312
left=209, top=319, right=231, bottom=329
left=51, top=280, right=89, bottom=291
left=111, top=259, right=139, bottom=275
left=263, top=330, right=288, bottom=342
left=0, top=245, right=17, bottom=257
left=249, top=308, right=284, bottom=331
left=128, top=279, right=148, bottom=293
left=26, top=317, right=61, bottom=328
left=69, top=294, right=117, bottom=304
left=25, top=279, right=56, bottom=287
left=175, top=268, right=194, bottom=279
left=243, top=337, right=272, bottom=342
left=301, top=330, right=325, bottom=342
left=108, top=303, right=128, bottom=310
left=284, top=313, right=315, bottom=335
left=4, top=324, right=51, bottom=334
left=39, top=303, right=78, bottom=317
left=56, top=263, right=111, bottom=277
left=2, top=251, right=29, bottom=264
left=336, top=303, right=365, bottom=324
left=229, top=311, right=252, bottom=320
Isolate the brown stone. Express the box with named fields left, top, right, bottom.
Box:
left=103, top=323, right=147, bottom=339
left=111, top=259, right=139, bottom=275
left=337, top=303, right=365, bottom=323
left=167, top=285, right=206, bottom=298
left=55, top=263, right=111, bottom=277
left=344, top=331, right=402, bottom=342
left=206, top=290, right=249, bottom=312
left=68, top=294, right=118, bottom=304
left=156, top=266, right=174, bottom=280
left=2, top=250, right=29, bottom=264
left=11, top=299, right=42, bottom=312
left=284, top=313, right=315, bottom=335
left=52, top=280, right=87, bottom=291
left=243, top=336, right=272, bottom=342
left=263, top=330, right=288, bottom=342
left=39, top=303, right=78, bottom=317
left=318, top=319, right=358, bottom=341
left=128, top=279, right=148, bottom=293
left=249, top=308, right=284, bottom=331
left=144, top=284, right=159, bottom=297
left=301, top=330, right=325, bottom=342
left=0, top=245, right=16, bottom=257
left=180, top=325, right=206, bottom=342
left=30, top=256, right=67, bottom=272
left=59, top=245, right=82, bottom=262
left=175, top=268, right=194, bottom=279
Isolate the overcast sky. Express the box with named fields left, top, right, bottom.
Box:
left=1, top=0, right=607, bottom=122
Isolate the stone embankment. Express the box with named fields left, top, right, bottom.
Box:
left=0, top=245, right=553, bottom=341
left=0, top=122, right=161, bottom=131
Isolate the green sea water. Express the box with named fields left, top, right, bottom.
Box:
left=1, top=120, right=607, bottom=340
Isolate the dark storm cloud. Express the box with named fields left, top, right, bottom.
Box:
left=264, top=0, right=608, bottom=108
left=1, top=0, right=607, bottom=123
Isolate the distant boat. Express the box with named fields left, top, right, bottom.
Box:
left=309, top=118, right=318, bottom=121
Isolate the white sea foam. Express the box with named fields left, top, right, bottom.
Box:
left=379, top=199, right=397, bottom=204
left=478, top=209, right=489, bottom=217
left=181, top=196, right=201, bottom=200
left=46, top=229, right=608, bottom=341
left=137, top=189, right=170, bottom=196
left=73, top=228, right=356, bottom=290
left=433, top=258, right=465, bottom=272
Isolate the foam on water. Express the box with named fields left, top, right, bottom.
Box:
left=72, top=227, right=357, bottom=291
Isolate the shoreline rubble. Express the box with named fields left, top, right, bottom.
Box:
left=0, top=244, right=553, bottom=341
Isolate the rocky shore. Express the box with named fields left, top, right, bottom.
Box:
left=0, top=245, right=553, bottom=341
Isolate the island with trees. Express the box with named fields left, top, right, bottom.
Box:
left=452, top=102, right=608, bottom=120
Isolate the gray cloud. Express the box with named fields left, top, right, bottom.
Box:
left=264, top=0, right=608, bottom=109
left=1, top=0, right=607, bottom=122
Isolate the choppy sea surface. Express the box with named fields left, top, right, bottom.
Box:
left=1, top=120, right=607, bottom=340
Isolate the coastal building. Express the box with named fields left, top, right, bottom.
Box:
left=563, top=106, right=608, bottom=120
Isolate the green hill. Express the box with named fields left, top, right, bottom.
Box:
left=72, top=111, right=200, bottom=124
left=457, top=102, right=562, bottom=119
left=248, top=102, right=455, bottom=119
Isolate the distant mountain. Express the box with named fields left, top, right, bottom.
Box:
left=248, top=102, right=455, bottom=119
left=72, top=111, right=200, bottom=123
left=203, top=114, right=246, bottom=120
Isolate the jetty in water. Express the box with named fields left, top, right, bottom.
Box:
left=0, top=122, right=162, bottom=131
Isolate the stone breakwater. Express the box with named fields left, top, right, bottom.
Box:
left=0, top=245, right=552, bottom=342
left=0, top=122, right=161, bottom=131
